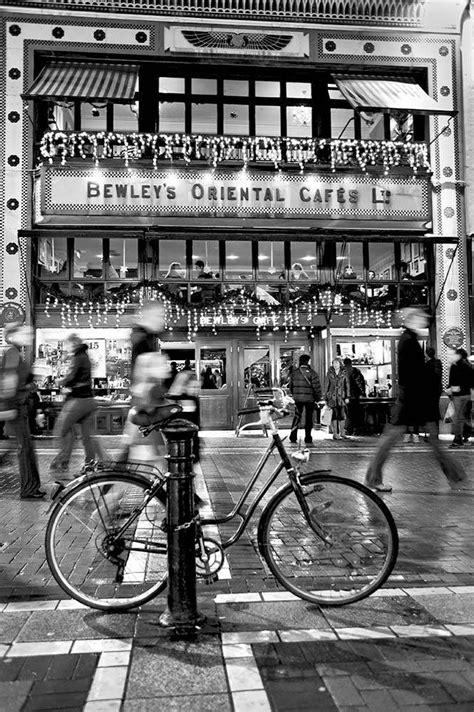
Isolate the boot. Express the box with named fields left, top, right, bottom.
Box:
left=340, top=419, right=350, bottom=439
left=333, top=421, right=342, bottom=440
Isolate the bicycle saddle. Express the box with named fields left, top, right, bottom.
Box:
left=129, top=400, right=183, bottom=426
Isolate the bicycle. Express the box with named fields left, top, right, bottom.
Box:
left=45, top=402, right=398, bottom=611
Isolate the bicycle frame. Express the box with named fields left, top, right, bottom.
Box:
left=200, top=407, right=325, bottom=549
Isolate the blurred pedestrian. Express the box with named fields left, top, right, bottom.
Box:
left=446, top=347, right=473, bottom=448
left=365, top=308, right=467, bottom=492
left=49, top=334, right=98, bottom=473
left=325, top=357, right=349, bottom=440
left=343, top=357, right=366, bottom=435
left=423, top=346, right=443, bottom=440
left=116, top=302, right=169, bottom=464
left=0, top=324, right=44, bottom=499
left=164, top=361, right=178, bottom=390
left=289, top=354, right=321, bottom=445
left=166, top=363, right=201, bottom=461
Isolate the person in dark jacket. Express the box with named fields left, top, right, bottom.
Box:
left=423, top=346, right=443, bottom=439
left=447, top=347, right=473, bottom=448
left=1, top=324, right=45, bottom=499
left=325, top=358, right=350, bottom=440
left=49, top=334, right=98, bottom=472
left=343, top=357, right=366, bottom=435
left=365, top=308, right=467, bottom=492
left=289, top=354, right=321, bottom=445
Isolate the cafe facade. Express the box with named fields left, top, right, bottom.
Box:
left=0, top=0, right=470, bottom=429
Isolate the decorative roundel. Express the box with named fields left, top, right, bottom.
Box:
left=363, top=42, right=375, bottom=54
left=446, top=289, right=458, bottom=302
left=443, top=326, right=464, bottom=349
left=6, top=243, right=18, bottom=255
left=6, top=198, right=19, bottom=211
left=439, top=46, right=449, bottom=56
left=1, top=303, right=26, bottom=327
left=7, top=155, right=20, bottom=167
left=136, top=31, right=147, bottom=43
left=9, top=24, right=21, bottom=36
left=325, top=41, right=336, bottom=52
left=444, top=207, right=455, bottom=218
left=8, top=68, right=21, bottom=80
left=5, top=288, right=18, bottom=300
left=442, top=126, right=452, bottom=137
left=445, top=248, right=455, bottom=260
left=442, top=166, right=453, bottom=178
left=401, top=44, right=412, bottom=55
left=440, top=86, right=450, bottom=97
left=94, top=29, right=106, bottom=41
left=8, top=111, right=20, bottom=123
left=52, top=27, right=65, bottom=39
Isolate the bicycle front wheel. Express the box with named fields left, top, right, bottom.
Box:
left=45, top=474, right=168, bottom=611
left=259, top=473, right=398, bottom=606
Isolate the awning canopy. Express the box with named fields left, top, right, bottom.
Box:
left=332, top=75, right=456, bottom=116
left=23, top=62, right=139, bottom=103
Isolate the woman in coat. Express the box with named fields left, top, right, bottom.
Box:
left=325, top=357, right=349, bottom=440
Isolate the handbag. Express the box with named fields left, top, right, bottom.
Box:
left=443, top=399, right=455, bottom=424
left=320, top=404, right=332, bottom=427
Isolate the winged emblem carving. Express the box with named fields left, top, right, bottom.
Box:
left=182, top=30, right=293, bottom=51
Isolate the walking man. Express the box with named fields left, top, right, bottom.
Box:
left=289, top=354, right=321, bottom=446
left=50, top=334, right=98, bottom=473
left=365, top=307, right=467, bottom=492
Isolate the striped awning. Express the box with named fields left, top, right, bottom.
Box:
left=332, top=75, right=456, bottom=116
left=23, top=62, right=139, bottom=102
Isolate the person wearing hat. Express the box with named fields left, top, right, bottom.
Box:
left=1, top=323, right=44, bottom=499
left=365, top=307, right=468, bottom=492
left=49, top=333, right=98, bottom=473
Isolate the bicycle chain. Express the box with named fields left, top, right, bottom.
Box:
left=172, top=514, right=200, bottom=532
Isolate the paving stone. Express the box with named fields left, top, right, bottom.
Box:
left=216, top=601, right=327, bottom=631
left=127, top=638, right=228, bottom=697
left=0, top=613, right=29, bottom=644
left=16, top=611, right=136, bottom=642
left=121, top=694, right=232, bottom=711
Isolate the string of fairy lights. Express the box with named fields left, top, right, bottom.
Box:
left=43, top=283, right=395, bottom=341
left=39, top=131, right=431, bottom=174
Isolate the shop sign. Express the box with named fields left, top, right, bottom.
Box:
left=199, top=314, right=281, bottom=327
left=41, top=167, right=430, bottom=223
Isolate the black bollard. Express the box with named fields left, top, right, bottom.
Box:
left=159, top=418, right=205, bottom=634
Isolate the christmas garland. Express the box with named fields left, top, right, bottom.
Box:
left=39, top=131, right=430, bottom=175
left=43, top=280, right=396, bottom=338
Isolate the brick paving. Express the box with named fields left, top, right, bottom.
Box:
left=0, top=432, right=473, bottom=709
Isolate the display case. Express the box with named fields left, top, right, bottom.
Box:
left=335, top=338, right=395, bottom=398
left=34, top=327, right=133, bottom=435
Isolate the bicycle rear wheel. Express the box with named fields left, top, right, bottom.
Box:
left=45, top=474, right=168, bottom=611
left=258, top=473, right=398, bottom=606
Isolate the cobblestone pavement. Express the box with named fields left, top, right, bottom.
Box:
left=0, top=432, right=473, bottom=710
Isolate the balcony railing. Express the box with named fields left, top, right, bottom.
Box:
left=1, top=0, right=427, bottom=25
left=39, top=131, right=431, bottom=174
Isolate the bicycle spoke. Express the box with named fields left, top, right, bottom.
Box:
left=46, top=476, right=168, bottom=610
left=261, top=475, right=397, bottom=606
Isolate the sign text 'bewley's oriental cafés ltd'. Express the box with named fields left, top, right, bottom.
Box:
left=40, top=168, right=430, bottom=222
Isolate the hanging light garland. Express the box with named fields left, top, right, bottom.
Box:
left=43, top=281, right=397, bottom=337
left=38, top=131, right=430, bottom=174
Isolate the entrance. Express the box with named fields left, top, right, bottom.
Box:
left=173, top=335, right=314, bottom=430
